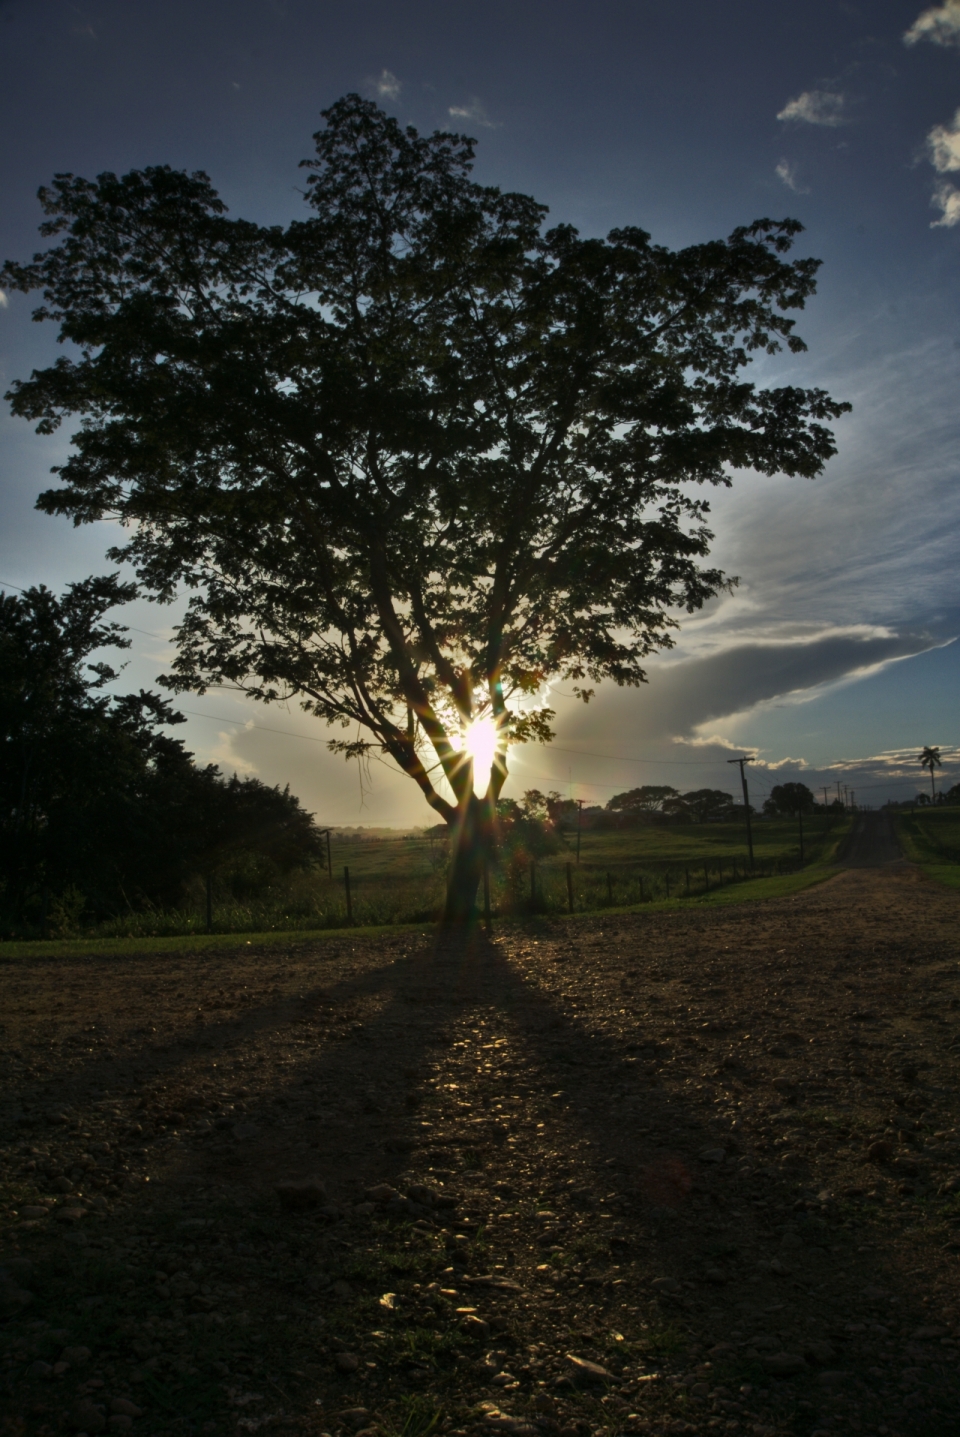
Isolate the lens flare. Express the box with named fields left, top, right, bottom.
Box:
left=463, top=715, right=499, bottom=795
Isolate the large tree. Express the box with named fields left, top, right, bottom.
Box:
left=1, top=95, right=850, bottom=921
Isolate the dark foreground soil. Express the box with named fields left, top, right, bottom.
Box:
left=2, top=863, right=960, bottom=1437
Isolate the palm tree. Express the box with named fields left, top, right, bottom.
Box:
left=919, top=745, right=942, bottom=803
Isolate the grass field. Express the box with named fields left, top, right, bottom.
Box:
left=894, top=806, right=960, bottom=890
left=1, top=815, right=848, bottom=955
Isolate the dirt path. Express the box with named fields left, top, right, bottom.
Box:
left=2, top=864, right=960, bottom=1437
left=835, top=812, right=904, bottom=869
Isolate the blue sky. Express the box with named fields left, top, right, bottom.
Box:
left=1, top=0, right=958, bottom=824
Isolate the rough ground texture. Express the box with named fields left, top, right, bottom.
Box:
left=2, top=853, right=960, bottom=1437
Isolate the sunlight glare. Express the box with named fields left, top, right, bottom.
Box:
left=463, top=715, right=499, bottom=794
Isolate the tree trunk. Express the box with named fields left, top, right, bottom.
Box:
left=442, top=791, right=493, bottom=925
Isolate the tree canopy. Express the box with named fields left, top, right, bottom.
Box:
left=763, top=781, right=816, bottom=816
left=0, top=580, right=324, bottom=934
left=1, top=94, right=850, bottom=916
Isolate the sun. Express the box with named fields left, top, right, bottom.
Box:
left=462, top=714, right=499, bottom=794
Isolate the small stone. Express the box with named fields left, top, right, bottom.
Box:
left=109, top=1418, right=133, bottom=1432
left=650, top=1277, right=679, bottom=1293
left=109, top=1399, right=142, bottom=1418
left=804, top=1341, right=835, bottom=1365
left=564, top=1354, right=619, bottom=1383
left=27, top=1360, right=53, bottom=1379
left=1, top=1258, right=33, bottom=1282
left=56, top=1207, right=87, bottom=1223
left=868, top=1140, right=894, bottom=1163
left=762, top=1352, right=806, bottom=1377
left=690, top=1381, right=710, bottom=1397
left=461, top=1314, right=490, bottom=1337
left=816, top=1370, right=848, bottom=1388
left=699, top=1147, right=726, bottom=1164
left=73, top=1399, right=106, bottom=1432
left=707, top=1344, right=736, bottom=1359
left=365, top=1184, right=399, bottom=1203
left=232, top=1122, right=260, bottom=1141
left=768, top=1257, right=789, bottom=1276
left=703, top=1266, right=727, bottom=1284
left=354, top=1202, right=376, bottom=1216
left=19, top=1206, right=49, bottom=1220
left=45, top=1111, right=69, bottom=1126
left=337, top=1409, right=371, bottom=1429
left=61, top=1347, right=92, bottom=1365
left=331, top=1280, right=354, bottom=1301
left=378, top=1292, right=397, bottom=1311
left=335, top=1351, right=360, bottom=1373
left=275, top=1179, right=326, bottom=1211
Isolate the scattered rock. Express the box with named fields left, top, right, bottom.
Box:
left=61, top=1347, right=92, bottom=1365
left=109, top=1417, right=133, bottom=1432
left=335, top=1352, right=360, bottom=1373
left=72, top=1399, right=107, bottom=1432
left=275, top=1179, right=326, bottom=1210
left=867, top=1140, right=893, bottom=1163
left=331, top=1280, right=354, bottom=1301
left=18, top=1205, right=49, bottom=1220
left=817, top=1370, right=848, bottom=1388
left=337, top=1409, right=371, bottom=1429
left=698, top=1147, right=725, bottom=1164
left=56, top=1206, right=87, bottom=1223
left=27, top=1360, right=53, bottom=1379
left=707, top=1343, right=737, bottom=1359
left=365, top=1184, right=399, bottom=1203
left=564, top=1354, right=619, bottom=1384
left=110, top=1399, right=143, bottom=1418
left=804, top=1341, right=836, bottom=1365
left=761, top=1352, right=807, bottom=1377
left=232, top=1122, right=260, bottom=1141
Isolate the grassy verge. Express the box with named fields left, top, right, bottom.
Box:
left=894, top=809, right=960, bottom=890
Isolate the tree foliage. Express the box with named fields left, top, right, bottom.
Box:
left=0, top=581, right=324, bottom=932
left=762, top=780, right=816, bottom=816
left=1, top=94, right=850, bottom=915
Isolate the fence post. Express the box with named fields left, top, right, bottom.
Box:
left=703, top=862, right=709, bottom=893
left=685, top=866, right=690, bottom=897
left=607, top=872, right=613, bottom=904
left=566, top=862, right=574, bottom=914
left=639, top=873, right=644, bottom=903
left=344, top=865, right=353, bottom=924
left=664, top=869, right=670, bottom=898
left=483, top=860, right=491, bottom=928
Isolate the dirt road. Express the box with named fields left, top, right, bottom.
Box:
left=2, top=862, right=960, bottom=1437
left=836, top=812, right=905, bottom=869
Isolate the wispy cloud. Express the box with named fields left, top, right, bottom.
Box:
left=905, top=1, right=960, bottom=48
left=374, top=69, right=401, bottom=100
left=0, top=290, right=7, bottom=309
left=777, top=89, right=846, bottom=126
left=775, top=158, right=809, bottom=193
left=448, top=98, right=498, bottom=129
left=923, top=108, right=960, bottom=224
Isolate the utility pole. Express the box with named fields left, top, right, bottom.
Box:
left=822, top=786, right=829, bottom=810
left=836, top=780, right=842, bottom=806
left=727, top=756, right=755, bottom=869
left=576, top=799, right=584, bottom=865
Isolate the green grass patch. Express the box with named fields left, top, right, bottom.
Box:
left=894, top=809, right=960, bottom=889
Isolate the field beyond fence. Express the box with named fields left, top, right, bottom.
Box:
left=8, top=813, right=849, bottom=947
left=894, top=806, right=960, bottom=890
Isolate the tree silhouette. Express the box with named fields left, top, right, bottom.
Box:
left=1, top=95, right=850, bottom=921
left=919, top=745, right=942, bottom=803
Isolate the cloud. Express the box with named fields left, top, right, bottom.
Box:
left=775, top=158, right=809, bottom=193
left=375, top=69, right=401, bottom=100
left=448, top=98, right=498, bottom=128
left=208, top=725, right=258, bottom=775
left=922, top=108, right=960, bottom=224
left=777, top=90, right=846, bottom=126
left=0, top=290, right=7, bottom=308
left=905, top=1, right=960, bottom=48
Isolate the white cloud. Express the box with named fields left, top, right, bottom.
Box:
left=775, top=158, right=809, bottom=193
left=933, top=181, right=960, bottom=225
left=905, top=1, right=960, bottom=48
left=209, top=724, right=259, bottom=775
left=0, top=290, right=7, bottom=308
left=448, top=98, right=498, bottom=128
left=929, top=108, right=960, bottom=171
left=375, top=69, right=401, bottom=100
left=920, top=109, right=960, bottom=224
left=777, top=90, right=846, bottom=126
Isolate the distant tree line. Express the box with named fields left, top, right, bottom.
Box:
left=0, top=579, right=325, bottom=936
